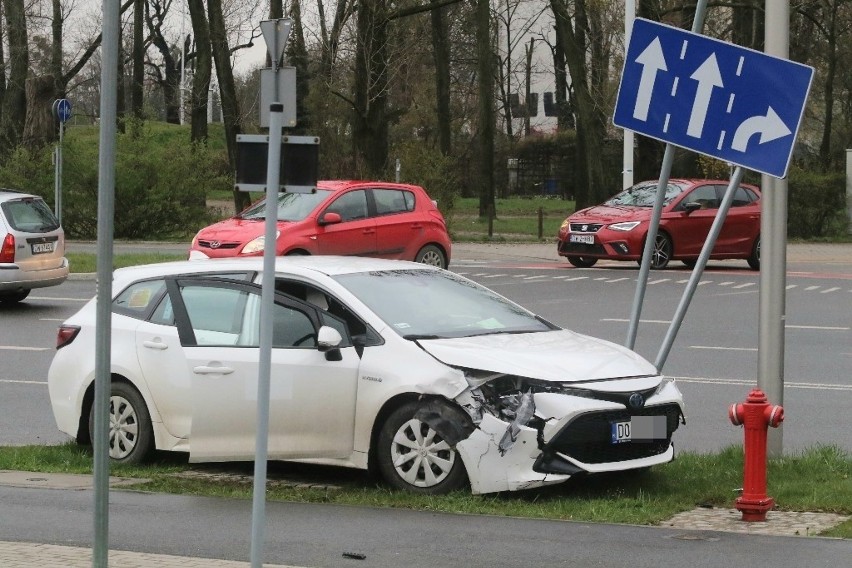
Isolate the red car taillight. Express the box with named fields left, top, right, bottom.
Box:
left=56, top=325, right=81, bottom=349
left=0, top=233, right=15, bottom=263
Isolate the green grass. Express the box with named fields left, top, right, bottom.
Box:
left=67, top=252, right=187, bottom=273
left=1, top=443, right=848, bottom=536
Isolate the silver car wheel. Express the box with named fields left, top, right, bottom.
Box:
left=108, top=394, right=140, bottom=460
left=390, top=418, right=456, bottom=488
left=415, top=245, right=447, bottom=268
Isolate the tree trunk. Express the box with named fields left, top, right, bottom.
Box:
left=131, top=0, right=145, bottom=125
left=52, top=0, right=64, bottom=98
left=23, top=75, right=57, bottom=150
left=550, top=0, right=606, bottom=209
left=353, top=0, right=390, bottom=177
left=288, top=0, right=312, bottom=132
left=1, top=0, right=29, bottom=155
left=187, top=0, right=212, bottom=142
left=208, top=0, right=247, bottom=210
left=475, top=0, right=495, bottom=218
left=431, top=5, right=452, bottom=155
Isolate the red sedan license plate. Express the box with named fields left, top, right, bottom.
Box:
left=31, top=242, right=54, bottom=254
left=569, top=234, right=594, bottom=245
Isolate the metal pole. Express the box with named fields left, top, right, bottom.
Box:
left=623, top=0, right=635, bottom=190
left=93, top=0, right=120, bottom=565
left=846, top=149, right=852, bottom=234
left=656, top=168, right=745, bottom=370
left=250, top=102, right=283, bottom=568
left=57, top=123, right=63, bottom=225
left=760, top=1, right=789, bottom=456
left=625, top=0, right=708, bottom=350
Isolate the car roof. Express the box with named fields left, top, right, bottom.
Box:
left=0, top=188, right=40, bottom=203
left=316, top=180, right=425, bottom=192
left=112, top=255, right=437, bottom=289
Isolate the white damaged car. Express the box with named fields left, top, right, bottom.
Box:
left=47, top=256, right=685, bottom=494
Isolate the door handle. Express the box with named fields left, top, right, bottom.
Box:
left=142, top=340, right=168, bottom=350
left=193, top=365, right=235, bottom=375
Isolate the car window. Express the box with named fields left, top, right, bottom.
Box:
left=175, top=281, right=318, bottom=348
left=605, top=183, right=684, bottom=207
left=113, top=279, right=167, bottom=319
left=275, top=279, right=370, bottom=347
left=1, top=198, right=60, bottom=232
left=238, top=190, right=330, bottom=222
left=680, top=185, right=719, bottom=210
left=373, top=189, right=414, bottom=215
left=334, top=269, right=556, bottom=339
left=324, top=190, right=368, bottom=221
left=730, top=186, right=755, bottom=207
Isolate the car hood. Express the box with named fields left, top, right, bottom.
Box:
left=418, top=329, right=658, bottom=383
left=197, top=217, right=294, bottom=241
left=571, top=204, right=652, bottom=223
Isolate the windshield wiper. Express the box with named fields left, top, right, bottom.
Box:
left=403, top=334, right=446, bottom=341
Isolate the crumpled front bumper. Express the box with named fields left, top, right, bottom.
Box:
left=455, top=381, right=685, bottom=494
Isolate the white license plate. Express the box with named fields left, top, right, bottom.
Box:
left=611, top=416, right=667, bottom=444
left=569, top=234, right=594, bottom=245
left=611, top=420, right=632, bottom=444
left=31, top=242, right=54, bottom=254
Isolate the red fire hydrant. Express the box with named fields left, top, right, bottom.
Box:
left=728, top=388, right=784, bottom=522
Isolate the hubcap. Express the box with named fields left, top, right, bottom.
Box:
left=419, top=250, right=443, bottom=267
left=108, top=395, right=139, bottom=459
left=390, top=418, right=455, bottom=488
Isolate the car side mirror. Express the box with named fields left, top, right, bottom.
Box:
left=319, top=212, right=342, bottom=226
left=318, top=325, right=343, bottom=361
left=683, top=202, right=701, bottom=214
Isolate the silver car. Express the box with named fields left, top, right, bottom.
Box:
left=0, top=189, right=69, bottom=303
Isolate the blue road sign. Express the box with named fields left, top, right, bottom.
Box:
left=614, top=19, right=814, bottom=178
left=53, top=99, right=72, bottom=123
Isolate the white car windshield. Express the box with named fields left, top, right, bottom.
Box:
left=605, top=182, right=685, bottom=207
left=238, top=189, right=331, bottom=222
left=335, top=269, right=556, bottom=339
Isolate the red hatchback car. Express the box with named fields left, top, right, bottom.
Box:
left=190, top=180, right=452, bottom=268
left=557, top=179, right=761, bottom=270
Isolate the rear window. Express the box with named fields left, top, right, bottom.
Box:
left=1, top=198, right=60, bottom=232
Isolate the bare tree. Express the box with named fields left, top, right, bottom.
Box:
left=1, top=0, right=29, bottom=154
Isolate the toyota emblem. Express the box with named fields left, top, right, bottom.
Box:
left=628, top=393, right=645, bottom=410
left=209, top=240, right=221, bottom=249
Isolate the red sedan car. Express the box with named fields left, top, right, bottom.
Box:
left=557, top=179, right=761, bottom=270
left=190, top=180, right=452, bottom=268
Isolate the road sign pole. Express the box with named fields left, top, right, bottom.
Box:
left=759, top=2, right=790, bottom=458
left=94, top=1, right=120, bottom=566
left=623, top=0, right=635, bottom=190
left=625, top=1, right=708, bottom=352
left=655, top=167, right=745, bottom=370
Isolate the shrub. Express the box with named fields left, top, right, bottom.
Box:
left=787, top=167, right=848, bottom=239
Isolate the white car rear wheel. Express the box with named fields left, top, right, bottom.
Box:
left=89, top=382, right=154, bottom=464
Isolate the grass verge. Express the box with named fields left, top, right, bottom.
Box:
left=67, top=252, right=187, bottom=273
left=1, top=443, right=848, bottom=536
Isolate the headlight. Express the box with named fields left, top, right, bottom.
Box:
left=241, top=231, right=280, bottom=255
left=608, top=221, right=641, bottom=232
left=560, top=219, right=570, bottom=230
left=654, top=377, right=676, bottom=396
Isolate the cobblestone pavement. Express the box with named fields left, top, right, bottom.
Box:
left=663, top=507, right=849, bottom=537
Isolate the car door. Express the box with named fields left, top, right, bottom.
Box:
left=663, top=183, right=719, bottom=257
left=165, top=278, right=361, bottom=462
left=713, top=185, right=761, bottom=254
left=314, top=189, right=377, bottom=257
left=371, top=188, right=420, bottom=259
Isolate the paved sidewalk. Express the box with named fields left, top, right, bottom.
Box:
left=0, top=541, right=303, bottom=568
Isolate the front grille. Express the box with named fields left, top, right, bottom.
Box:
left=547, top=403, right=682, bottom=464
left=558, top=241, right=607, bottom=255
left=569, top=223, right=603, bottom=233
left=198, top=240, right=240, bottom=250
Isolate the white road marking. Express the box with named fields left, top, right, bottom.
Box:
left=648, top=279, right=670, bottom=284
left=0, top=379, right=47, bottom=385
left=733, top=283, right=755, bottom=289
left=601, top=318, right=671, bottom=324
left=0, top=346, right=50, bottom=351
left=28, top=296, right=89, bottom=302
left=690, top=345, right=757, bottom=352
left=786, top=324, right=849, bottom=331
left=820, top=287, right=840, bottom=294
left=671, top=376, right=852, bottom=392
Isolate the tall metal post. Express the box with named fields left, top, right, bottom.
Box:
left=760, top=2, right=789, bottom=457
left=54, top=122, right=63, bottom=225
left=623, top=0, right=635, bottom=190
left=93, top=0, right=120, bottom=566
left=625, top=0, right=708, bottom=350
left=846, top=150, right=852, bottom=234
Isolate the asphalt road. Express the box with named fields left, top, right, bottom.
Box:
left=1, top=242, right=851, bottom=455
left=1, top=485, right=849, bottom=568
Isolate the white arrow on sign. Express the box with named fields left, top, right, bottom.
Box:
left=731, top=106, right=791, bottom=152
left=632, top=37, right=667, bottom=122
left=686, top=54, right=723, bottom=138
